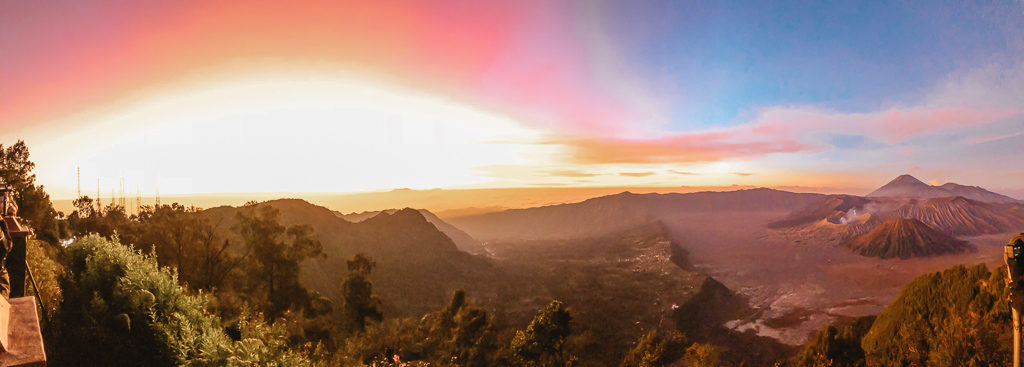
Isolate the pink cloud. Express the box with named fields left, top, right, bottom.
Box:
left=549, top=102, right=1020, bottom=165
left=752, top=106, right=1021, bottom=144
left=966, top=131, right=1024, bottom=144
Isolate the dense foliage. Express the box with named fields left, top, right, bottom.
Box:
left=340, top=289, right=505, bottom=366
left=861, top=264, right=1009, bottom=366
left=48, top=235, right=313, bottom=366
left=789, top=263, right=1011, bottom=367
left=789, top=316, right=874, bottom=367
left=511, top=300, right=574, bottom=367
left=621, top=329, right=687, bottom=367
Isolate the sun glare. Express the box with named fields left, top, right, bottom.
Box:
left=28, top=71, right=558, bottom=197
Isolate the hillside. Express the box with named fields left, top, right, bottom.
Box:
left=889, top=196, right=1024, bottom=236
left=867, top=174, right=1017, bottom=203
left=449, top=188, right=824, bottom=241
left=337, top=208, right=485, bottom=255
left=862, top=263, right=1010, bottom=365
left=485, top=222, right=788, bottom=366
left=202, top=200, right=498, bottom=317
left=789, top=263, right=1011, bottom=366
left=844, top=218, right=971, bottom=259
left=938, top=182, right=1020, bottom=204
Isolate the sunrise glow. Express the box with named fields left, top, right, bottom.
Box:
left=2, top=1, right=1023, bottom=200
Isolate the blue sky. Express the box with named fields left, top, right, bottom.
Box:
left=604, top=0, right=1024, bottom=129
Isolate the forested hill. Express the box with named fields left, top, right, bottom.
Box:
left=202, top=199, right=498, bottom=317
left=791, top=263, right=1012, bottom=366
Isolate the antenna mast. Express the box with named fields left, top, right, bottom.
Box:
left=120, top=176, right=126, bottom=209
left=76, top=166, right=81, bottom=198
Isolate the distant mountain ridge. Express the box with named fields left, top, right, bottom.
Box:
left=337, top=208, right=485, bottom=255
left=867, top=174, right=1018, bottom=203
left=449, top=188, right=825, bottom=241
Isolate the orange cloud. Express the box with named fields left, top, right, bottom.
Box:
left=553, top=133, right=815, bottom=164
left=619, top=172, right=655, bottom=177
left=543, top=169, right=600, bottom=177
left=669, top=170, right=698, bottom=175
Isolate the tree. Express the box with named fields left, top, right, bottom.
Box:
left=790, top=316, right=874, bottom=367
left=431, top=289, right=502, bottom=367
left=235, top=205, right=323, bottom=321
left=132, top=203, right=239, bottom=291
left=66, top=199, right=133, bottom=239
left=340, top=253, right=383, bottom=333
left=511, top=300, right=573, bottom=367
left=0, top=140, right=60, bottom=242
left=51, top=235, right=314, bottom=366
left=621, top=329, right=686, bottom=367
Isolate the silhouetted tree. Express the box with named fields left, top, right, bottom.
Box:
left=431, top=289, right=502, bottom=366
left=341, top=253, right=383, bottom=332
left=511, top=300, right=573, bottom=367
left=235, top=205, right=322, bottom=321
left=132, top=204, right=239, bottom=291
left=0, top=140, right=61, bottom=242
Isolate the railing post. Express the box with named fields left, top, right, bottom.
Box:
left=4, top=217, right=31, bottom=299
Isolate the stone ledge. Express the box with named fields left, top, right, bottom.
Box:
left=0, top=297, right=46, bottom=367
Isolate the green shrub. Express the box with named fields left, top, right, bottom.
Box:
left=49, top=234, right=313, bottom=366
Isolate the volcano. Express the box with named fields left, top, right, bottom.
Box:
left=867, top=174, right=1018, bottom=203
left=845, top=217, right=971, bottom=259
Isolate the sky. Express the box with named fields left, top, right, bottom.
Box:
left=2, top=0, right=1023, bottom=199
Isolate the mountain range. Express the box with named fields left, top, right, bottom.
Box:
left=867, top=174, right=1018, bottom=203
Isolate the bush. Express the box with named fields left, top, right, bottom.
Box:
left=621, top=329, right=687, bottom=367
left=49, top=234, right=313, bottom=366
left=790, top=316, right=874, bottom=367
left=26, top=239, right=62, bottom=320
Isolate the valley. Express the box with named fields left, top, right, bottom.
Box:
left=440, top=175, right=1023, bottom=346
